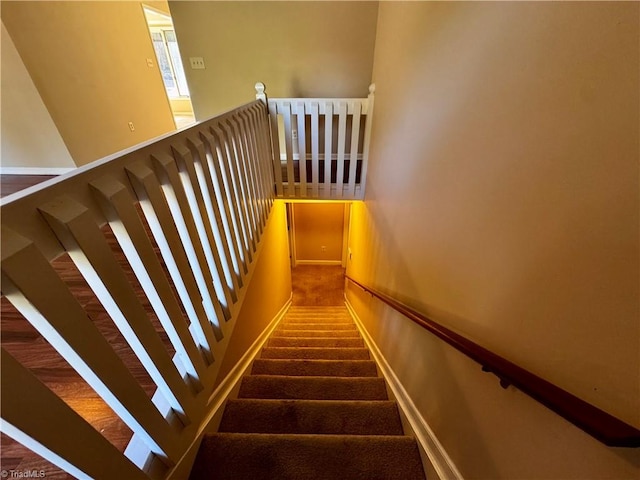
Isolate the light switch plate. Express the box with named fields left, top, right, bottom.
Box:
left=189, top=57, right=205, bottom=69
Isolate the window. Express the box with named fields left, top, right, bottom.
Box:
left=150, top=27, right=190, bottom=98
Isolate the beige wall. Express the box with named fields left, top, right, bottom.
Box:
left=169, top=1, right=378, bottom=119
left=347, top=2, right=639, bottom=479
left=293, top=203, right=344, bottom=263
left=216, top=201, right=292, bottom=385
left=1, top=22, right=75, bottom=169
left=1, top=1, right=176, bottom=166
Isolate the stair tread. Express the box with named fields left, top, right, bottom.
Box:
left=191, top=433, right=425, bottom=480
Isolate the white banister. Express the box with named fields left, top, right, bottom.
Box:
left=310, top=101, right=320, bottom=198
left=359, top=83, right=376, bottom=199
left=265, top=83, right=375, bottom=200
left=1, top=227, right=181, bottom=463
left=324, top=101, right=334, bottom=197
left=89, top=177, right=208, bottom=387
left=335, top=101, right=348, bottom=197
left=37, top=197, right=197, bottom=426
left=1, top=98, right=274, bottom=478
left=1, top=349, right=148, bottom=480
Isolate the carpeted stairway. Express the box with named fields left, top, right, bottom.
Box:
left=190, top=305, right=426, bottom=480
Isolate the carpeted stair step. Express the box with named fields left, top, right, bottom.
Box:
left=287, top=307, right=349, bottom=312
left=278, top=322, right=357, bottom=330
left=251, top=359, right=378, bottom=377
left=238, top=375, right=388, bottom=400
left=190, top=306, right=426, bottom=480
left=268, top=337, right=364, bottom=348
left=190, top=433, right=425, bottom=480
left=260, top=347, right=370, bottom=360
left=282, top=313, right=353, bottom=323
left=272, top=329, right=361, bottom=338
left=282, top=317, right=354, bottom=324
left=219, top=399, right=404, bottom=435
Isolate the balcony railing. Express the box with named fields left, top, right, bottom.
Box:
left=258, top=82, right=375, bottom=200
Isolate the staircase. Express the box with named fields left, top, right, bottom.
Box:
left=190, top=305, right=426, bottom=480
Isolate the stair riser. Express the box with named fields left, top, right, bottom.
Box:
left=239, top=376, right=388, bottom=400
left=283, top=318, right=354, bottom=324
left=251, top=359, right=378, bottom=377
left=219, top=400, right=404, bottom=435
left=278, top=323, right=357, bottom=330
left=260, top=347, right=370, bottom=360
left=272, top=329, right=361, bottom=338
left=268, top=337, right=364, bottom=348
left=192, top=434, right=425, bottom=480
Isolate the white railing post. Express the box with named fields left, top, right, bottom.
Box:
left=359, top=83, right=376, bottom=198
left=255, top=82, right=267, bottom=105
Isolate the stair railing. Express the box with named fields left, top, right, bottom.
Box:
left=257, top=82, right=375, bottom=200
left=1, top=99, right=274, bottom=478
left=345, top=275, right=640, bottom=448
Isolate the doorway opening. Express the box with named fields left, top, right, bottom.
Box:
left=285, top=201, right=352, bottom=305
left=142, top=5, right=195, bottom=129
left=285, top=202, right=351, bottom=268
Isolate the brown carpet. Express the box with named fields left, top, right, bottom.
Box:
left=291, top=265, right=345, bottom=306
left=190, top=306, right=426, bottom=480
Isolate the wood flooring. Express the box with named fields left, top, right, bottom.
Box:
left=0, top=175, right=56, bottom=198
left=1, top=210, right=176, bottom=478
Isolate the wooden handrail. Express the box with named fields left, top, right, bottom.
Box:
left=345, top=275, right=640, bottom=447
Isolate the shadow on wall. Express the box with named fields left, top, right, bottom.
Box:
left=346, top=198, right=501, bottom=478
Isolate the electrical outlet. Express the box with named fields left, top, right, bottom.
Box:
left=189, top=57, right=206, bottom=69
left=146, top=58, right=154, bottom=67
left=321, top=246, right=326, bottom=252
left=292, top=130, right=298, bottom=140
left=128, top=122, right=135, bottom=132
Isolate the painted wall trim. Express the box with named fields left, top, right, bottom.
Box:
left=295, top=260, right=342, bottom=266
left=166, top=295, right=292, bottom=479
left=345, top=298, right=463, bottom=480
left=0, top=167, right=76, bottom=175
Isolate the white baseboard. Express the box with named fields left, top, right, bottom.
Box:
left=345, top=299, right=463, bottom=480
left=166, top=295, right=292, bottom=480
left=295, top=260, right=342, bottom=266
left=0, top=167, right=76, bottom=175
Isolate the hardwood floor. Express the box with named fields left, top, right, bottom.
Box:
left=1, top=214, right=177, bottom=478
left=0, top=174, right=56, bottom=198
